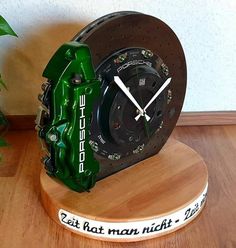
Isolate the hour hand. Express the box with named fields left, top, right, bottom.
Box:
left=114, top=76, right=150, bottom=121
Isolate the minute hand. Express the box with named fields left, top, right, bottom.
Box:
left=135, top=77, right=172, bottom=121
left=114, top=76, right=150, bottom=121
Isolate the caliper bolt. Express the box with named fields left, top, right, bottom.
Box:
left=41, top=83, right=48, bottom=91
left=38, top=94, right=44, bottom=102
left=48, top=133, right=58, bottom=142
left=38, top=128, right=45, bottom=138
left=141, top=49, right=153, bottom=58
left=71, top=74, right=82, bottom=84
left=41, top=156, right=48, bottom=164
left=41, top=156, right=54, bottom=174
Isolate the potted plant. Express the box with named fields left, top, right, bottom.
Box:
left=0, top=15, right=17, bottom=160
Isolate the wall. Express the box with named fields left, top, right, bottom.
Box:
left=0, top=0, right=236, bottom=115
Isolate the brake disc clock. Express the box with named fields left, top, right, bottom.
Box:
left=36, top=11, right=187, bottom=192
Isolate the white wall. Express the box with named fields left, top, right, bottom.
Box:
left=0, top=0, right=236, bottom=114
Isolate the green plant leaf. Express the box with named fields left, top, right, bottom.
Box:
left=0, top=15, right=17, bottom=37
left=0, top=73, right=7, bottom=90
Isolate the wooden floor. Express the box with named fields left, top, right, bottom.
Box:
left=0, top=126, right=236, bottom=248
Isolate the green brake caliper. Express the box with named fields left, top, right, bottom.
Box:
left=36, top=42, right=100, bottom=192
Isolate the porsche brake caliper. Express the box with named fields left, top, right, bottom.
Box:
left=36, top=42, right=100, bottom=192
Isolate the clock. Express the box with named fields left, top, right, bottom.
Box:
left=89, top=47, right=173, bottom=179
left=36, top=11, right=187, bottom=191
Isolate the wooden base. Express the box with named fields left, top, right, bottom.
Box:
left=40, top=139, right=208, bottom=242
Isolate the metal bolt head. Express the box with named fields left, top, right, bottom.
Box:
left=38, top=94, right=44, bottom=102
left=41, top=155, right=49, bottom=164
left=98, top=74, right=102, bottom=82
left=161, top=63, right=169, bottom=76
left=167, top=89, right=172, bottom=104
left=108, top=153, right=121, bottom=160
left=141, top=49, right=153, bottom=58
left=155, top=121, right=164, bottom=133
left=48, top=133, right=58, bottom=142
left=113, top=122, right=120, bottom=129
left=89, top=140, right=99, bottom=152
left=114, top=53, right=128, bottom=64
left=159, top=121, right=164, bottom=129
left=71, top=74, right=82, bottom=84
left=41, top=83, right=48, bottom=91
left=133, top=144, right=145, bottom=154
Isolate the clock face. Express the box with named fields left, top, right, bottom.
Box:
left=90, top=47, right=169, bottom=160
left=73, top=11, right=187, bottom=179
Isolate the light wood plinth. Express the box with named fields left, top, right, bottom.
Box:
left=40, top=139, right=208, bottom=242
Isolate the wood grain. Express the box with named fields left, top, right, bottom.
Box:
left=0, top=126, right=236, bottom=247
left=40, top=139, right=208, bottom=241
left=177, top=111, right=236, bottom=126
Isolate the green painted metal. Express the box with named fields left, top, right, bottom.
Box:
left=42, top=41, right=100, bottom=192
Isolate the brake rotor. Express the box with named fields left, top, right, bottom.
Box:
left=72, top=11, right=187, bottom=179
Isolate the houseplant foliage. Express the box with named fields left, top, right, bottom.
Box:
left=0, top=15, right=17, bottom=160
left=0, top=15, right=17, bottom=89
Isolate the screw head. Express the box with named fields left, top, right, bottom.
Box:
left=48, top=133, right=58, bottom=142
left=113, top=122, right=120, bottom=129
left=133, top=144, right=145, bottom=154
left=161, top=63, right=169, bottom=76
left=41, top=83, right=48, bottom=91
left=38, top=94, right=44, bottom=102
left=114, top=53, right=128, bottom=64
left=159, top=121, right=164, bottom=129
left=141, top=49, right=153, bottom=58
left=167, top=89, right=172, bottom=104
left=71, top=74, right=82, bottom=84
left=41, top=155, right=49, bottom=164
left=108, top=153, right=121, bottom=160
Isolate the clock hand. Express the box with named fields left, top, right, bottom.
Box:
left=135, top=77, right=172, bottom=121
left=114, top=76, right=150, bottom=121
left=137, top=86, right=151, bottom=139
